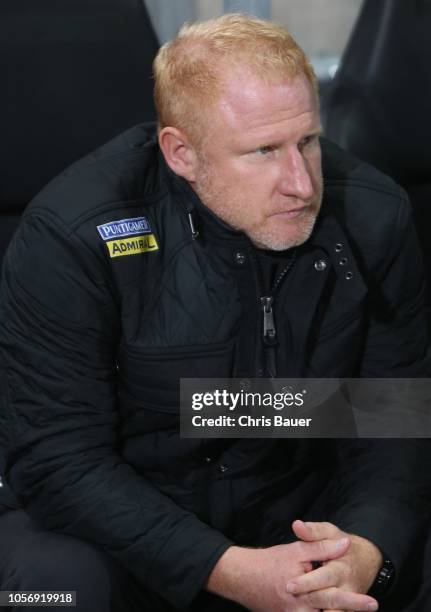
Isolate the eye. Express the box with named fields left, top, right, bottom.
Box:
left=298, top=134, right=318, bottom=150
left=256, top=145, right=275, bottom=156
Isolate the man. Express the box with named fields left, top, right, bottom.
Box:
left=0, top=13, right=430, bottom=612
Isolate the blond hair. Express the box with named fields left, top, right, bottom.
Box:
left=153, top=13, right=317, bottom=145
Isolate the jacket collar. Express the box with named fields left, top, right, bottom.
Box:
left=166, top=167, right=251, bottom=245
left=162, top=154, right=367, bottom=301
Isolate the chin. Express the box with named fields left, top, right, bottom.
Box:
left=253, top=237, right=308, bottom=251
left=250, top=218, right=317, bottom=251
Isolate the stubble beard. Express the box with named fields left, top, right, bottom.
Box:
left=249, top=205, right=320, bottom=251
left=194, top=157, right=322, bottom=251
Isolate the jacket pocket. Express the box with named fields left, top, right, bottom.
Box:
left=118, top=338, right=236, bottom=415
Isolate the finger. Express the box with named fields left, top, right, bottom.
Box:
left=293, top=519, right=342, bottom=542
left=289, top=603, right=321, bottom=612
left=286, top=564, right=340, bottom=594
left=297, top=536, right=350, bottom=563
left=305, top=586, right=379, bottom=611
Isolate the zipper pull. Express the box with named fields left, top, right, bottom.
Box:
left=261, top=296, right=277, bottom=346
left=187, top=211, right=199, bottom=240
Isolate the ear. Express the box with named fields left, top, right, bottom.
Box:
left=158, top=127, right=199, bottom=182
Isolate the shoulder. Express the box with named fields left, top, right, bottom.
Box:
left=320, top=138, right=412, bottom=267
left=24, top=123, right=167, bottom=230
left=321, top=137, right=409, bottom=221
left=2, top=124, right=173, bottom=315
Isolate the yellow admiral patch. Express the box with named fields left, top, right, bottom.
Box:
left=107, top=234, right=159, bottom=258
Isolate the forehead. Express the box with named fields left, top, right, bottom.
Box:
left=209, top=69, right=319, bottom=143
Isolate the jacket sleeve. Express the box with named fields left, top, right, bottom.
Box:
left=0, top=211, right=231, bottom=610
left=328, top=197, right=431, bottom=585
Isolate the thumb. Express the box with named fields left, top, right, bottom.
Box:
left=292, top=519, right=343, bottom=542
left=292, top=519, right=315, bottom=541
left=299, top=536, right=350, bottom=563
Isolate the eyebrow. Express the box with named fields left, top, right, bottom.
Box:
left=253, top=127, right=323, bottom=147
left=305, top=126, right=323, bottom=137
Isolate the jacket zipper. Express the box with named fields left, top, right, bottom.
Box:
left=256, top=251, right=297, bottom=377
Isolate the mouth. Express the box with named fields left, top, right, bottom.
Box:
left=270, top=205, right=312, bottom=220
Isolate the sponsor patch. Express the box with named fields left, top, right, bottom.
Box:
left=97, top=216, right=152, bottom=241
left=107, top=234, right=159, bottom=258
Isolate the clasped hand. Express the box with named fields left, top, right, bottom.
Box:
left=283, top=519, right=382, bottom=612
left=207, top=519, right=382, bottom=611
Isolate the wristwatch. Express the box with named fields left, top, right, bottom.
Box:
left=368, top=557, right=395, bottom=598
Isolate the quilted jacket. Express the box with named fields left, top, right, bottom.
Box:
left=0, top=124, right=430, bottom=609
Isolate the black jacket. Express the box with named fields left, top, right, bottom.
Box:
left=0, top=124, right=430, bottom=609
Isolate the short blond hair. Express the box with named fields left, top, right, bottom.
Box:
left=153, top=13, right=318, bottom=145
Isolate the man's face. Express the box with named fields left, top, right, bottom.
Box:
left=191, top=70, right=323, bottom=251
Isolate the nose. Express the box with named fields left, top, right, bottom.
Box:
left=278, top=147, right=315, bottom=201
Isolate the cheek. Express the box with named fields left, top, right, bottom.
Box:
left=242, top=166, right=280, bottom=195
left=224, top=167, right=271, bottom=203
left=215, top=163, right=278, bottom=222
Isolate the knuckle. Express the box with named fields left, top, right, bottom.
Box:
left=326, top=586, right=338, bottom=608
left=292, top=540, right=302, bottom=555
left=345, top=563, right=354, bottom=580
left=294, top=540, right=309, bottom=560
left=327, top=565, right=337, bottom=583
left=319, top=538, right=330, bottom=554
